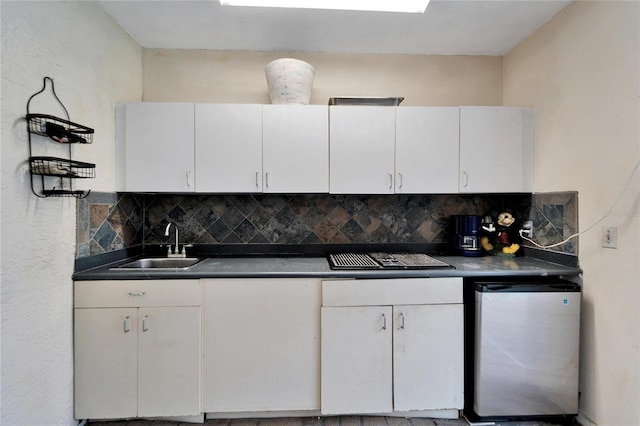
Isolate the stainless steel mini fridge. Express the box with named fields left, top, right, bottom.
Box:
left=473, top=281, right=581, bottom=420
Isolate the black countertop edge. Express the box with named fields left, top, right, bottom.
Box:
left=73, top=269, right=581, bottom=281
left=521, top=246, right=580, bottom=268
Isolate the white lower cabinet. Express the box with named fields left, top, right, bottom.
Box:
left=74, top=276, right=463, bottom=419
left=73, top=280, right=201, bottom=420
left=321, top=278, right=464, bottom=415
left=202, top=278, right=322, bottom=413
left=393, top=303, right=464, bottom=411
left=321, top=306, right=393, bottom=414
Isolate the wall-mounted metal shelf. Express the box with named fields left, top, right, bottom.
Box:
left=27, top=114, right=94, bottom=144
left=26, top=77, right=95, bottom=198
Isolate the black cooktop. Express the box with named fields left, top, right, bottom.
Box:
left=328, top=252, right=452, bottom=270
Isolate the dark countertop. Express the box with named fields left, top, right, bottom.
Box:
left=73, top=253, right=581, bottom=281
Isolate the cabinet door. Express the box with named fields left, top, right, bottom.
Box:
left=74, top=308, right=138, bottom=419
left=329, top=106, right=396, bottom=194
left=137, top=306, right=201, bottom=417
left=195, top=104, right=263, bottom=192
left=123, top=103, right=195, bottom=192
left=395, top=107, right=459, bottom=193
left=263, top=105, right=329, bottom=193
left=321, top=306, right=393, bottom=415
left=459, top=107, right=534, bottom=193
left=203, top=279, right=321, bottom=412
left=393, top=304, right=464, bottom=412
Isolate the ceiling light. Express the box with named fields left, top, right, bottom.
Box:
left=218, top=0, right=430, bottom=14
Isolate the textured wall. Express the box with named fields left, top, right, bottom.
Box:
left=504, top=2, right=640, bottom=425
left=142, top=49, right=503, bottom=106
left=0, top=1, right=142, bottom=424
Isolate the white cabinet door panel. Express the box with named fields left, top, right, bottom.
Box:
left=330, top=106, right=396, bottom=194
left=74, top=308, right=138, bottom=419
left=393, top=304, right=464, bottom=412
left=203, top=279, right=321, bottom=412
left=263, top=105, right=329, bottom=193
left=460, top=107, right=533, bottom=193
left=195, top=104, right=263, bottom=192
left=138, top=307, right=201, bottom=417
left=123, top=102, right=195, bottom=192
left=321, top=306, right=393, bottom=415
left=395, top=107, right=459, bottom=193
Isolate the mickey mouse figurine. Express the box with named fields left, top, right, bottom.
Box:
left=480, top=211, right=522, bottom=256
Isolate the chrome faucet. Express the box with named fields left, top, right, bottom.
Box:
left=164, top=222, right=183, bottom=257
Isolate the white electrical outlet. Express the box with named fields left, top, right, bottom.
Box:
left=522, top=221, right=533, bottom=238
left=601, top=226, right=618, bottom=249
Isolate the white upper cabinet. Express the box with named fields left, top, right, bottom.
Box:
left=116, top=103, right=533, bottom=194
left=195, top=104, right=263, bottom=193
left=459, top=106, right=534, bottom=193
left=262, top=105, right=329, bottom=193
left=395, top=107, right=460, bottom=193
left=117, top=102, right=195, bottom=192
left=329, top=106, right=396, bottom=194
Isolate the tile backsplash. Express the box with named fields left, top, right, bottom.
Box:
left=77, top=191, right=578, bottom=258
left=76, top=192, right=144, bottom=258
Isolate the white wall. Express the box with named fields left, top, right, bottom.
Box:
left=142, top=49, right=503, bottom=106
left=503, top=2, right=640, bottom=425
left=0, top=1, right=142, bottom=424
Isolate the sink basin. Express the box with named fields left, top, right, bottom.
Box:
left=114, top=257, right=203, bottom=270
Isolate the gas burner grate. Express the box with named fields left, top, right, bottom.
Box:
left=369, top=252, right=451, bottom=268
left=329, top=253, right=381, bottom=269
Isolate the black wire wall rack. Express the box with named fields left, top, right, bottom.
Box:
left=26, top=77, right=95, bottom=198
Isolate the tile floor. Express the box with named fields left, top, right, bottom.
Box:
left=87, top=415, right=577, bottom=426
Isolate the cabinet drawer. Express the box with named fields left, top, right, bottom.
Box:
left=74, top=280, right=200, bottom=308
left=322, top=278, right=462, bottom=307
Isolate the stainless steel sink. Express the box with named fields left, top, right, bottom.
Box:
left=114, top=257, right=203, bottom=270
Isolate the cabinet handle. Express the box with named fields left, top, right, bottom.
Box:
left=256, top=171, right=260, bottom=188
left=123, top=315, right=131, bottom=333
left=186, top=169, right=193, bottom=187
left=398, top=173, right=403, bottom=189
left=462, top=170, right=469, bottom=188
left=398, top=312, right=405, bottom=330
left=388, top=173, right=393, bottom=189
left=142, top=315, right=149, bottom=332
left=381, top=313, right=387, bottom=330
left=266, top=172, right=270, bottom=188
left=128, top=292, right=145, bottom=297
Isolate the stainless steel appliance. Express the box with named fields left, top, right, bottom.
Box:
left=451, top=215, right=483, bottom=256
left=473, top=281, right=581, bottom=421
left=328, top=252, right=451, bottom=270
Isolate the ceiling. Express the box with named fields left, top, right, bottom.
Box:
left=97, top=0, right=572, bottom=56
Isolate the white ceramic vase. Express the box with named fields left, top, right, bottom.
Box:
left=265, top=58, right=315, bottom=104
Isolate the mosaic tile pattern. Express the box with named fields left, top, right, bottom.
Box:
left=141, top=194, right=516, bottom=246
left=529, top=192, right=578, bottom=254
left=76, top=192, right=144, bottom=257
left=76, top=192, right=578, bottom=258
